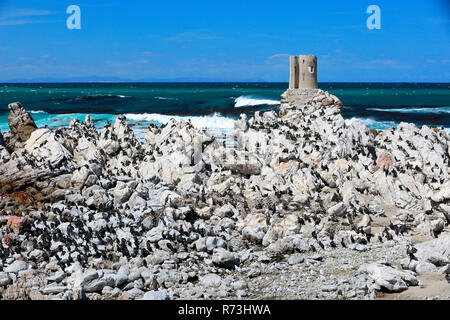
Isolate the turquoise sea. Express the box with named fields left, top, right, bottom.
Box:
left=0, top=83, right=449, bottom=139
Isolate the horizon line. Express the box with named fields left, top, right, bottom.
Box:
left=1, top=81, right=449, bottom=84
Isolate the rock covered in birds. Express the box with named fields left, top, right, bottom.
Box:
left=0, top=90, right=448, bottom=300
left=24, top=128, right=73, bottom=167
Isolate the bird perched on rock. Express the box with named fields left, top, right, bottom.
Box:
left=406, top=244, right=417, bottom=260
left=350, top=235, right=355, bottom=244
left=317, top=240, right=324, bottom=250
left=377, top=235, right=383, bottom=243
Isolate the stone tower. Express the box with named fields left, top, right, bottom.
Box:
left=289, top=55, right=318, bottom=89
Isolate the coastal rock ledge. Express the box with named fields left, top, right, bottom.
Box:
left=0, top=88, right=448, bottom=300
left=8, top=102, right=37, bottom=142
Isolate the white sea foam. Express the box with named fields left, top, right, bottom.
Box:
left=368, top=107, right=450, bottom=114
left=345, top=117, right=397, bottom=130
left=155, top=96, right=179, bottom=100
left=345, top=116, right=450, bottom=133
left=30, top=110, right=47, bottom=114
left=234, top=96, right=279, bottom=108
left=125, top=112, right=236, bottom=130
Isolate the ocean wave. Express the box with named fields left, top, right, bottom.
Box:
left=30, top=110, right=47, bottom=114
left=345, top=117, right=397, bottom=130
left=155, top=96, right=179, bottom=101
left=125, top=112, right=236, bottom=130
left=368, top=107, right=450, bottom=114
left=58, top=94, right=130, bottom=102
left=345, top=117, right=450, bottom=133
left=234, top=96, right=279, bottom=108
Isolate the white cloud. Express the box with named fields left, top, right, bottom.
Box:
left=268, top=53, right=290, bottom=59
left=0, top=19, right=32, bottom=26
left=2, top=9, right=53, bottom=18
left=0, top=8, right=54, bottom=26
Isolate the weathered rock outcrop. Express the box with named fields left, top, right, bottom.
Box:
left=0, top=130, right=5, bottom=147
left=8, top=102, right=37, bottom=142
left=0, top=92, right=448, bottom=301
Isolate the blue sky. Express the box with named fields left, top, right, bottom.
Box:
left=0, top=0, right=449, bottom=82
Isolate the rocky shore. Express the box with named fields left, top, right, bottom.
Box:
left=0, top=89, right=448, bottom=300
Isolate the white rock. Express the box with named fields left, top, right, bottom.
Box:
left=359, top=262, right=418, bottom=292
left=232, top=280, right=248, bottom=290
left=239, top=214, right=267, bottom=244
left=0, top=272, right=12, bottom=286
left=46, top=271, right=66, bottom=283
left=4, top=260, right=28, bottom=274
left=205, top=236, right=227, bottom=252
left=288, top=253, right=305, bottom=265
left=415, top=261, right=438, bottom=275
left=321, top=284, right=337, bottom=292
left=212, top=248, right=238, bottom=269
left=114, top=185, right=133, bottom=205
left=327, top=202, right=347, bottom=217
left=415, top=232, right=450, bottom=266
left=427, top=182, right=450, bottom=202
left=142, top=289, right=170, bottom=300
left=126, top=287, right=145, bottom=299
left=41, top=283, right=68, bottom=294
left=199, top=273, right=222, bottom=288
left=24, top=128, right=72, bottom=166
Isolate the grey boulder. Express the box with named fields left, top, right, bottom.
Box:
left=212, top=248, right=239, bottom=269
left=359, top=262, right=418, bottom=293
